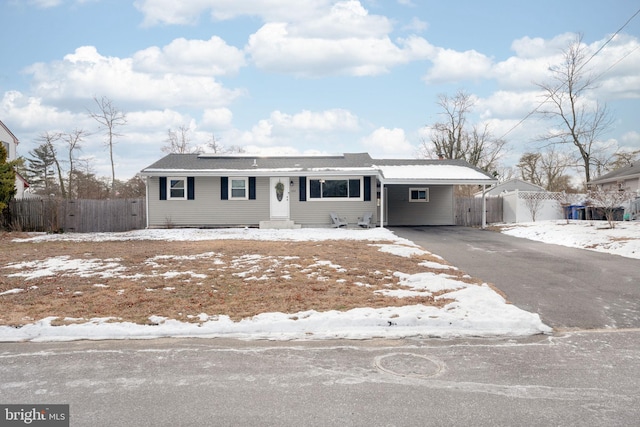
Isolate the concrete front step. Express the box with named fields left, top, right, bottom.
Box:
left=259, top=220, right=302, bottom=229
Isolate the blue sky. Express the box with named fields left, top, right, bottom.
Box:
left=1, top=0, right=639, bottom=181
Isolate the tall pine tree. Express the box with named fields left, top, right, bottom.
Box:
left=25, top=144, right=57, bottom=196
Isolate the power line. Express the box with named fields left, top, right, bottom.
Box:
left=496, top=7, right=640, bottom=142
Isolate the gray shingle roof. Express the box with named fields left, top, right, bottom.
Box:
left=589, top=163, right=640, bottom=184
left=141, top=152, right=375, bottom=172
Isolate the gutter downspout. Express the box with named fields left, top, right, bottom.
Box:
left=145, top=175, right=150, bottom=229
left=481, top=184, right=487, bottom=229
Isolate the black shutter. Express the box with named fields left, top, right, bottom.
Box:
left=221, top=177, right=228, bottom=200
left=249, top=177, right=256, bottom=200
left=187, top=177, right=195, bottom=200
left=364, top=176, right=371, bottom=201
left=159, top=177, right=167, bottom=200
left=299, top=176, right=306, bottom=201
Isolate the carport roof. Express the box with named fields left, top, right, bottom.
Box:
left=373, top=160, right=498, bottom=185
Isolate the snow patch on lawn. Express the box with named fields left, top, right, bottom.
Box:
left=500, top=220, right=640, bottom=259
left=1, top=227, right=553, bottom=342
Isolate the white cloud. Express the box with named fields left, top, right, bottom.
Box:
left=269, top=109, right=360, bottom=132
left=134, top=1, right=432, bottom=78
left=423, top=48, right=493, bottom=84
left=402, top=17, right=428, bottom=33
left=132, top=36, right=245, bottom=76
left=220, top=108, right=361, bottom=148
left=510, top=33, right=576, bottom=59
left=1, top=91, right=82, bottom=133
left=292, top=1, right=392, bottom=39
left=134, top=0, right=334, bottom=26
left=126, top=109, right=190, bottom=132
left=201, top=108, right=234, bottom=129
left=25, top=46, right=245, bottom=109
left=27, top=0, right=63, bottom=8
left=247, top=22, right=430, bottom=77
left=476, top=90, right=544, bottom=120
left=361, top=127, right=414, bottom=157
left=620, top=131, right=640, bottom=150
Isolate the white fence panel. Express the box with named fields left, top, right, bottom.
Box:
left=502, top=190, right=568, bottom=223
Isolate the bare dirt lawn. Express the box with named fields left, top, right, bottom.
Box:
left=0, top=233, right=484, bottom=327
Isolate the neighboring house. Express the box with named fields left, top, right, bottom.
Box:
left=474, top=178, right=545, bottom=197
left=588, top=164, right=640, bottom=194
left=0, top=119, right=29, bottom=198
left=139, top=152, right=498, bottom=228
left=589, top=164, right=640, bottom=221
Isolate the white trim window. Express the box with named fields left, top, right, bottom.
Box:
left=409, top=187, right=429, bottom=202
left=308, top=177, right=362, bottom=200
left=168, top=177, right=187, bottom=200
left=230, top=177, right=248, bottom=200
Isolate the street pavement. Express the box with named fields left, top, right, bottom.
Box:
left=1, top=227, right=639, bottom=426
left=1, top=332, right=639, bottom=426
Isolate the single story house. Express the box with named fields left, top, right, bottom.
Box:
left=588, top=163, right=640, bottom=194
left=139, top=152, right=497, bottom=228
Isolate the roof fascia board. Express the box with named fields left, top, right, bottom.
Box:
left=140, top=168, right=379, bottom=177
left=589, top=173, right=640, bottom=184
left=382, top=178, right=498, bottom=185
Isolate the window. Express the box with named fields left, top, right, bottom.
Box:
left=168, top=178, right=186, bottom=200
left=230, top=177, right=248, bottom=200
left=308, top=177, right=362, bottom=200
left=409, top=187, right=429, bottom=202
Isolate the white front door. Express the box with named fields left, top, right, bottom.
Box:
left=270, top=177, right=290, bottom=220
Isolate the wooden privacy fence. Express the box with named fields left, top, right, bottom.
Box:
left=455, top=196, right=503, bottom=226
left=4, top=198, right=146, bottom=233
left=5, top=196, right=499, bottom=232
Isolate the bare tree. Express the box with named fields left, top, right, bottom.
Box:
left=420, top=91, right=507, bottom=173
left=162, top=125, right=201, bottom=154
left=607, top=149, right=640, bottom=171
left=37, top=132, right=66, bottom=198
left=517, top=147, right=575, bottom=192
left=588, top=189, right=633, bottom=229
left=536, top=34, right=614, bottom=185
left=523, top=193, right=544, bottom=222
left=517, top=152, right=543, bottom=187
left=63, top=129, right=88, bottom=198
left=206, top=132, right=246, bottom=154
left=207, top=132, right=224, bottom=153
left=89, top=96, right=127, bottom=194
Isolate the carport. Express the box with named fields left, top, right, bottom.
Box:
left=373, top=160, right=498, bottom=227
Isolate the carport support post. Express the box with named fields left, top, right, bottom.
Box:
left=379, top=180, right=385, bottom=228
left=481, top=184, right=487, bottom=229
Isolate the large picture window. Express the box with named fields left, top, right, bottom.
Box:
left=409, top=187, right=429, bottom=202
left=309, top=177, right=362, bottom=200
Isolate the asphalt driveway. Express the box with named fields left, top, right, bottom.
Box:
left=391, top=226, right=640, bottom=330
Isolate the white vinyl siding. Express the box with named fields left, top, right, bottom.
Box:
left=147, top=176, right=268, bottom=227
left=386, top=185, right=454, bottom=225
left=290, top=177, right=376, bottom=226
